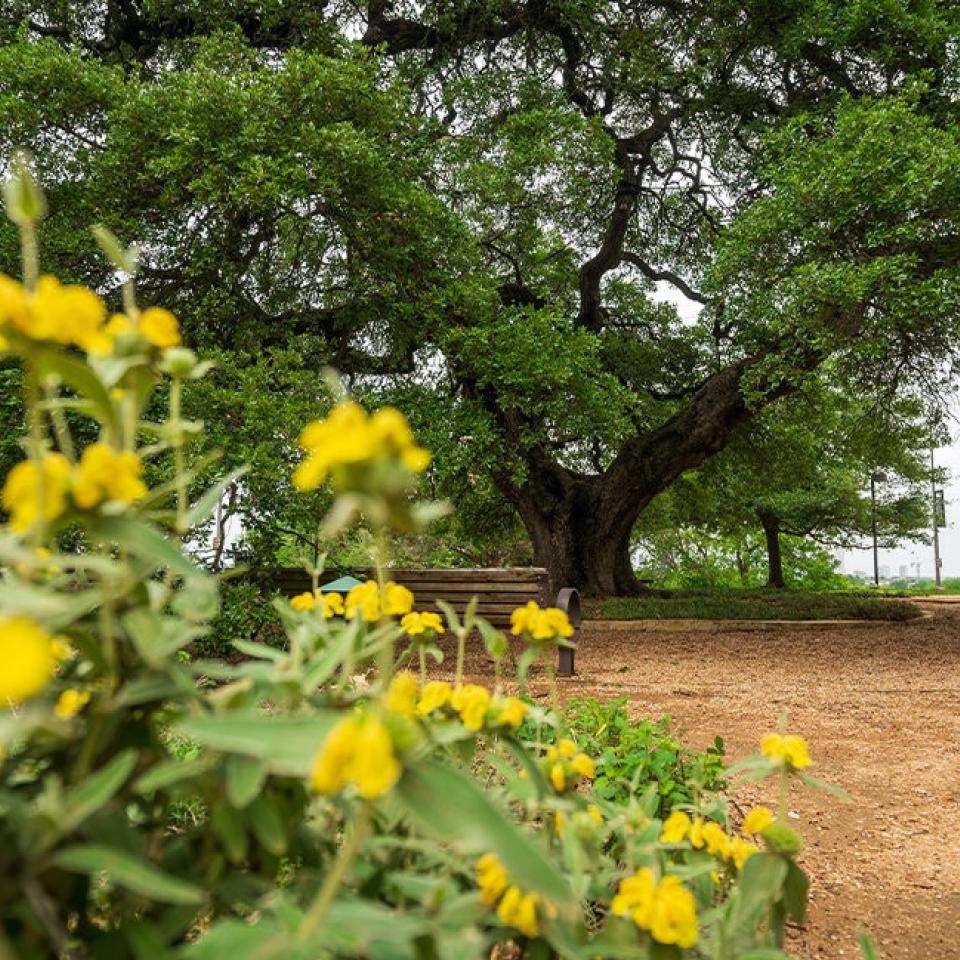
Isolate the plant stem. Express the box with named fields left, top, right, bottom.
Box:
left=455, top=630, right=466, bottom=687
left=169, top=378, right=186, bottom=535
left=299, top=803, right=372, bottom=942
left=418, top=644, right=427, bottom=684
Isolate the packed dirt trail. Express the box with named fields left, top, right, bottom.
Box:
left=433, top=600, right=960, bottom=959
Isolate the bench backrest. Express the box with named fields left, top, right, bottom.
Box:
left=271, top=566, right=550, bottom=627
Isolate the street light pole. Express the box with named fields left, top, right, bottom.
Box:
left=870, top=471, right=887, bottom=586
left=931, top=448, right=942, bottom=589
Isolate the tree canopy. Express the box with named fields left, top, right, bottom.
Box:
left=2, top=1, right=958, bottom=592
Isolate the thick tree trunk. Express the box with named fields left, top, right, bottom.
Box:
left=506, top=467, right=647, bottom=597
left=758, top=510, right=785, bottom=589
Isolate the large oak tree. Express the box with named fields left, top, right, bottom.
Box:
left=2, top=1, right=959, bottom=593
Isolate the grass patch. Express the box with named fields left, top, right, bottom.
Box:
left=583, top=588, right=922, bottom=622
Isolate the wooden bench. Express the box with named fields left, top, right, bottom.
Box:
left=269, top=566, right=582, bottom=676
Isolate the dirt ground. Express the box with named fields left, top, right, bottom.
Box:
left=432, top=600, right=960, bottom=960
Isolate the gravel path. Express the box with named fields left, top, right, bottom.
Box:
left=435, top=601, right=960, bottom=959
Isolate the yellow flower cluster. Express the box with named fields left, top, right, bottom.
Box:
left=545, top=738, right=595, bottom=793
left=384, top=671, right=419, bottom=717
left=104, top=307, right=182, bottom=349
left=292, top=402, right=432, bottom=492
left=290, top=590, right=344, bottom=617
left=344, top=580, right=414, bottom=621
left=72, top=443, right=148, bottom=509
left=476, top=854, right=541, bottom=938
left=311, top=714, right=400, bottom=799
left=742, top=805, right=774, bottom=834
left=0, top=615, right=64, bottom=704
left=2, top=444, right=146, bottom=533
left=0, top=274, right=107, bottom=353
left=400, top=610, right=445, bottom=637
left=510, top=601, right=574, bottom=642
left=415, top=680, right=527, bottom=732
left=659, top=811, right=759, bottom=870
left=611, top=868, right=697, bottom=948
left=0, top=275, right=182, bottom=354
left=55, top=689, right=90, bottom=719
left=761, top=732, right=812, bottom=770
left=2, top=454, right=71, bottom=532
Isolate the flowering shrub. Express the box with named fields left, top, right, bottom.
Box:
left=0, top=163, right=853, bottom=959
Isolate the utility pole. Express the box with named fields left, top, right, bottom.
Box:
left=931, top=448, right=943, bottom=589
left=870, top=471, right=886, bottom=586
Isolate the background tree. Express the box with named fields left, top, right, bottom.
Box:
left=639, top=381, right=933, bottom=588
left=2, top=2, right=959, bottom=593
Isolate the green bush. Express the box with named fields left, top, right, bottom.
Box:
left=0, top=168, right=850, bottom=960
left=561, top=697, right=726, bottom=814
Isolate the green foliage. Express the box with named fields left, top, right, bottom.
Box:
left=3, top=3, right=959, bottom=589
left=0, top=181, right=841, bottom=958
left=560, top=697, right=726, bottom=814
left=584, top=590, right=922, bottom=622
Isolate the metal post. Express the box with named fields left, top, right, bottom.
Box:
left=931, top=448, right=943, bottom=589
left=870, top=471, right=887, bottom=587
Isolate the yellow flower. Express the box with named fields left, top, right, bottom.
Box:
left=401, top=610, right=445, bottom=637
left=743, top=805, right=774, bottom=834
left=138, top=307, right=182, bottom=348
left=2, top=454, right=71, bottom=532
left=384, top=671, right=419, bottom=717
left=0, top=274, right=108, bottom=352
left=345, top=580, right=381, bottom=621
left=322, top=592, right=344, bottom=617
left=50, top=636, right=74, bottom=661
left=292, top=402, right=430, bottom=491
left=612, top=869, right=697, bottom=948
left=381, top=581, right=414, bottom=616
left=310, top=714, right=400, bottom=799
left=0, top=616, right=58, bottom=703
left=497, top=885, right=540, bottom=938
left=571, top=753, right=595, bottom=778
left=495, top=696, right=527, bottom=729
left=510, top=601, right=573, bottom=642
left=587, top=803, right=603, bottom=824
left=729, top=836, right=760, bottom=869
left=451, top=683, right=491, bottom=731
left=554, top=811, right=565, bottom=834
left=546, top=738, right=577, bottom=760
left=700, top=821, right=731, bottom=858
left=417, top=680, right=452, bottom=715
left=72, top=443, right=147, bottom=509
left=476, top=853, right=508, bottom=905
left=689, top=817, right=706, bottom=849
left=762, top=732, right=812, bottom=770
left=611, top=867, right=656, bottom=923
left=549, top=762, right=566, bottom=792
left=290, top=592, right=316, bottom=612
left=660, top=810, right=691, bottom=844
left=55, top=689, right=90, bottom=719
left=648, top=874, right=698, bottom=948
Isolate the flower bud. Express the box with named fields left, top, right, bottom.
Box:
left=160, top=347, right=199, bottom=378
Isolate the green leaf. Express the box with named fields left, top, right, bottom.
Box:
left=34, top=346, right=119, bottom=435
left=177, top=712, right=338, bottom=777
left=59, top=750, right=138, bottom=836
left=731, top=852, right=788, bottom=933
left=53, top=844, right=205, bottom=904
left=89, top=517, right=200, bottom=577
left=185, top=467, right=248, bottom=527
left=134, top=756, right=213, bottom=794
left=226, top=755, right=267, bottom=808
left=436, top=600, right=461, bottom=635
left=782, top=860, right=809, bottom=924
left=395, top=758, right=571, bottom=906
left=246, top=795, right=287, bottom=855
left=212, top=804, right=248, bottom=864
left=857, top=932, right=882, bottom=960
